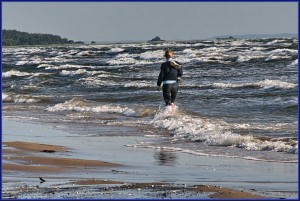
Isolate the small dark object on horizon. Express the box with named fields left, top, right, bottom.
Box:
left=148, top=36, right=165, bottom=42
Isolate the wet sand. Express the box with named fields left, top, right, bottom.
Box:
left=2, top=140, right=265, bottom=198
left=69, top=180, right=265, bottom=199
left=3, top=141, right=68, bottom=152
left=2, top=118, right=298, bottom=199
left=3, top=141, right=121, bottom=172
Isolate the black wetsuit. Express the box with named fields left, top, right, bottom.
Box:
left=157, top=59, right=183, bottom=106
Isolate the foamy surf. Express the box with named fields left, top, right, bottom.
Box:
left=2, top=93, right=48, bottom=103
left=46, top=97, right=156, bottom=117
left=151, top=107, right=297, bottom=155
left=154, top=104, right=179, bottom=118
left=2, top=70, right=33, bottom=78
left=59, top=69, right=99, bottom=76
left=213, top=79, right=297, bottom=89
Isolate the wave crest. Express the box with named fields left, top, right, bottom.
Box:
left=213, top=79, right=297, bottom=89
left=2, top=93, right=47, bottom=103
left=46, top=98, right=155, bottom=117
left=152, top=107, right=298, bottom=154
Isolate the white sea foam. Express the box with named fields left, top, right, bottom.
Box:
left=3, top=70, right=52, bottom=78
left=77, top=77, right=119, bottom=87
left=213, top=79, right=297, bottom=89
left=268, top=48, right=298, bottom=55
left=75, top=51, right=92, bottom=56
left=236, top=55, right=252, bottom=63
left=114, top=53, right=155, bottom=65
left=182, top=48, right=197, bottom=56
left=179, top=48, right=227, bottom=64
left=108, top=47, right=124, bottom=53
left=107, top=57, right=137, bottom=65
left=2, top=70, right=33, bottom=78
left=2, top=93, right=13, bottom=102
left=67, top=49, right=80, bottom=55
left=59, top=64, right=95, bottom=69
left=46, top=98, right=157, bottom=118
left=2, top=93, right=45, bottom=103
left=227, top=40, right=249, bottom=47
left=124, top=81, right=153, bottom=88
left=15, top=56, right=43, bottom=65
left=288, top=59, right=298, bottom=66
left=264, top=48, right=297, bottom=61
left=256, top=79, right=297, bottom=89
left=115, top=53, right=133, bottom=58
left=231, top=122, right=295, bottom=132
left=77, top=72, right=120, bottom=82
left=15, top=61, right=30, bottom=66
left=250, top=47, right=268, bottom=51
left=265, top=55, right=292, bottom=61
left=46, top=97, right=138, bottom=117
left=180, top=44, right=298, bottom=64
left=151, top=108, right=298, bottom=154
left=266, top=39, right=287, bottom=45
left=236, top=55, right=265, bottom=63
left=13, top=95, right=42, bottom=103
left=59, top=69, right=99, bottom=76
left=37, top=64, right=56, bottom=68
left=140, top=50, right=164, bottom=60
left=181, top=47, right=239, bottom=64
left=4, top=47, right=47, bottom=56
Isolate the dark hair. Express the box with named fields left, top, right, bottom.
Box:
left=165, top=50, right=173, bottom=58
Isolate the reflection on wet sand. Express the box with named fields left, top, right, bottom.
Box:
left=154, top=149, right=177, bottom=166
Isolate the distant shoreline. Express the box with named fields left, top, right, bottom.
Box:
left=2, top=29, right=297, bottom=46
left=82, top=33, right=298, bottom=44
left=2, top=29, right=84, bottom=47
left=2, top=35, right=297, bottom=47
left=207, top=33, right=298, bottom=40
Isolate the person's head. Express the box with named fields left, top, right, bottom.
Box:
left=165, top=50, right=174, bottom=59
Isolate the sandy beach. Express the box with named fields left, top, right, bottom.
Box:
left=2, top=117, right=298, bottom=199
left=2, top=140, right=265, bottom=199
left=2, top=33, right=298, bottom=200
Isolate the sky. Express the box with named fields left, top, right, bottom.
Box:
left=2, top=2, right=298, bottom=42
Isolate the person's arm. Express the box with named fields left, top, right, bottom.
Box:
left=170, top=60, right=181, bottom=69
left=157, top=64, right=164, bottom=86
left=177, top=63, right=183, bottom=77
left=176, top=67, right=183, bottom=83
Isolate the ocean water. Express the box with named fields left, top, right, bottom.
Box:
left=2, top=38, right=298, bottom=163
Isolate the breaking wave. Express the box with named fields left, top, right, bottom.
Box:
left=151, top=107, right=297, bottom=154
left=59, top=69, right=99, bottom=76
left=2, top=93, right=48, bottom=103
left=2, top=70, right=33, bottom=78
left=46, top=97, right=155, bottom=117
left=213, top=79, right=297, bottom=89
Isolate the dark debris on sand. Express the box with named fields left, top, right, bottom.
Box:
left=2, top=182, right=265, bottom=199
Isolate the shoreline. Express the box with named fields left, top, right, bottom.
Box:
left=2, top=117, right=298, bottom=199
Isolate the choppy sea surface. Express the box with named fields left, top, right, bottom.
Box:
left=2, top=38, right=298, bottom=163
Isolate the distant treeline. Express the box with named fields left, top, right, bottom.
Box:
left=2, top=29, right=84, bottom=46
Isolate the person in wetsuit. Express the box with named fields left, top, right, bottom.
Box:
left=157, top=50, right=183, bottom=106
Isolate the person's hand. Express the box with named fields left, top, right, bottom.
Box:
left=177, top=77, right=183, bottom=83
left=157, top=86, right=162, bottom=91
